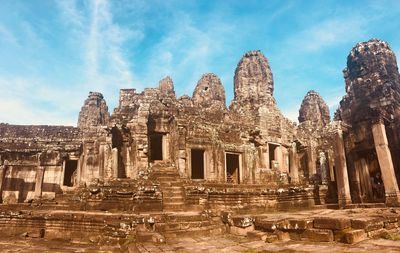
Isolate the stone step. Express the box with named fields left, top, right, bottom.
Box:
left=163, top=200, right=185, bottom=205
left=162, top=188, right=184, bottom=193
left=162, top=194, right=184, bottom=199
left=163, top=201, right=185, bottom=205
left=136, top=231, right=165, bottom=243
left=162, top=224, right=225, bottom=239
left=163, top=203, right=186, bottom=211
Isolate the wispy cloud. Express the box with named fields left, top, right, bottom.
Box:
left=288, top=17, right=367, bottom=53
left=0, top=76, right=80, bottom=125
left=57, top=0, right=140, bottom=91
left=141, top=11, right=235, bottom=95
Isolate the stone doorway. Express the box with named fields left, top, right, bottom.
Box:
left=226, top=153, right=240, bottom=184
left=149, top=134, right=163, bottom=161
left=191, top=149, right=205, bottom=179
left=63, top=160, right=78, bottom=186
left=269, top=143, right=279, bottom=169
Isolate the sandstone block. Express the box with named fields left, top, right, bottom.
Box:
left=343, top=229, right=367, bottom=244
left=351, top=218, right=384, bottom=232
left=305, top=228, right=334, bottom=242
left=384, top=222, right=398, bottom=229
left=230, top=225, right=255, bottom=236
left=254, top=220, right=281, bottom=232
left=313, top=217, right=351, bottom=230
left=265, top=234, right=279, bottom=243
left=275, top=230, right=290, bottom=241
left=367, top=228, right=389, bottom=239
left=247, top=230, right=266, bottom=240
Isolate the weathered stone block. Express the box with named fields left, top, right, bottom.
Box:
left=281, top=219, right=313, bottom=230
left=254, top=219, right=281, bottom=232
left=343, top=229, right=367, bottom=244
left=265, top=234, right=279, bottom=243
left=230, top=225, right=255, bottom=236
left=314, top=217, right=351, bottom=230
left=367, top=228, right=389, bottom=239
left=275, top=230, right=290, bottom=241
left=384, top=222, right=398, bottom=230
left=247, top=230, right=266, bottom=240
left=305, top=228, right=334, bottom=242
left=231, top=216, right=254, bottom=228
left=351, top=218, right=383, bottom=232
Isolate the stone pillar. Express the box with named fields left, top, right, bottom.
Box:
left=163, top=134, right=170, bottom=161
left=265, top=145, right=270, bottom=170
left=34, top=166, right=45, bottom=199
left=350, top=157, right=363, bottom=203
left=360, top=158, right=373, bottom=200
left=372, top=121, right=400, bottom=206
left=98, top=144, right=105, bottom=179
left=275, top=145, right=284, bottom=172
left=328, top=150, right=335, bottom=181
left=0, top=160, right=8, bottom=202
left=307, top=146, right=316, bottom=177
left=112, top=148, right=119, bottom=178
left=333, top=129, right=352, bottom=208
left=289, top=142, right=299, bottom=183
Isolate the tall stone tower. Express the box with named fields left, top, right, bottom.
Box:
left=234, top=50, right=274, bottom=105
left=298, top=90, right=330, bottom=129
left=193, top=73, right=226, bottom=107
left=77, top=92, right=110, bottom=130
left=337, top=39, right=400, bottom=123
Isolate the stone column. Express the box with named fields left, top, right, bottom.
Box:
left=276, top=145, right=284, bottom=172
left=360, top=158, right=373, bottom=200
left=289, top=142, right=299, bottom=183
left=307, top=146, right=316, bottom=177
left=0, top=160, right=8, bottom=203
left=328, top=150, right=335, bottom=181
left=372, top=120, right=400, bottom=206
left=333, top=129, right=352, bottom=208
left=34, top=166, right=45, bottom=199
left=112, top=148, right=119, bottom=178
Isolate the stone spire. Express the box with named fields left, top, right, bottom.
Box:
left=234, top=50, right=274, bottom=104
left=159, top=76, right=175, bottom=97
left=192, top=73, right=226, bottom=107
left=77, top=92, right=110, bottom=130
left=298, top=90, right=330, bottom=128
left=337, top=39, right=400, bottom=123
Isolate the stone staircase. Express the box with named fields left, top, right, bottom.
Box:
left=149, top=163, right=187, bottom=212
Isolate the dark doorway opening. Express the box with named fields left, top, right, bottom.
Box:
left=269, top=143, right=278, bottom=169
left=191, top=149, right=205, bottom=179
left=226, top=153, right=240, bottom=183
left=64, top=160, right=78, bottom=186
left=150, top=134, right=163, bottom=161
left=111, top=127, right=126, bottom=178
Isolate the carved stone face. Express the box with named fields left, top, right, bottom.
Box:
left=234, top=50, right=274, bottom=103
left=192, top=73, right=225, bottom=107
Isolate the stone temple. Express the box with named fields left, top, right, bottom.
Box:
left=1, top=39, right=400, bottom=251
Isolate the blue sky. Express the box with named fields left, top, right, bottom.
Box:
left=1, top=0, right=400, bottom=126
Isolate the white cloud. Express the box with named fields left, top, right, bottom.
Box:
left=288, top=16, right=367, bottom=53
left=282, top=108, right=299, bottom=123
left=141, top=12, right=234, bottom=96
left=0, top=76, right=80, bottom=125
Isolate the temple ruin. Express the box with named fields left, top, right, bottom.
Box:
left=1, top=39, right=400, bottom=248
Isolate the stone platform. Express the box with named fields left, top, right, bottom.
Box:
left=0, top=207, right=399, bottom=252
left=0, top=231, right=400, bottom=252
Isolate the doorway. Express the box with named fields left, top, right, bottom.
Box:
left=226, top=153, right=240, bottom=183
left=63, top=160, right=78, bottom=186
left=191, top=149, right=205, bottom=179
left=150, top=134, right=163, bottom=161
left=269, top=143, right=279, bottom=169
